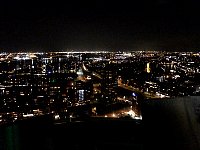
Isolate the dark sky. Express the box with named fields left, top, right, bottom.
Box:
left=0, top=0, right=200, bottom=51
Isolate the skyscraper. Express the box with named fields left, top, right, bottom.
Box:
left=146, top=62, right=150, bottom=73
left=100, top=61, right=118, bottom=104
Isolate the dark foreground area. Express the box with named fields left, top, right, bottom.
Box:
left=1, top=96, right=200, bottom=150
left=0, top=117, right=142, bottom=150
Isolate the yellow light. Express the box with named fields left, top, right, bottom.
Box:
left=147, top=63, right=150, bottom=73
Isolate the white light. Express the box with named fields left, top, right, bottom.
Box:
left=160, top=94, right=165, bottom=98
left=127, top=110, right=135, bottom=118
left=87, top=76, right=91, bottom=80
left=135, top=116, right=142, bottom=120
left=54, top=115, right=60, bottom=120
left=23, top=114, right=34, bottom=117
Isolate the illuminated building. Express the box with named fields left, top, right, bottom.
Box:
left=75, top=80, right=93, bottom=101
left=100, top=62, right=118, bottom=104
left=146, top=62, right=150, bottom=73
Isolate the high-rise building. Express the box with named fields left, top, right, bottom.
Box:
left=75, top=80, right=93, bottom=102
left=100, top=62, right=118, bottom=104
left=146, top=62, right=151, bottom=73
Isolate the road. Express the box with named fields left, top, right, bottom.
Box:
left=92, top=105, right=142, bottom=119
left=77, top=75, right=87, bottom=82
left=118, top=79, right=162, bottom=99
left=82, top=61, right=164, bottom=99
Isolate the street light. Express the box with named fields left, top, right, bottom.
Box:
left=70, top=115, right=72, bottom=122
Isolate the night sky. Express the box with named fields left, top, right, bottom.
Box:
left=0, top=0, right=200, bottom=51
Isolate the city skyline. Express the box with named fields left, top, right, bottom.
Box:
left=0, top=51, right=200, bottom=150
left=1, top=1, right=200, bottom=149
left=0, top=50, right=199, bottom=124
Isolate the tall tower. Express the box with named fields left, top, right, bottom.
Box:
left=100, top=62, right=118, bottom=104
left=147, top=62, right=150, bottom=73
